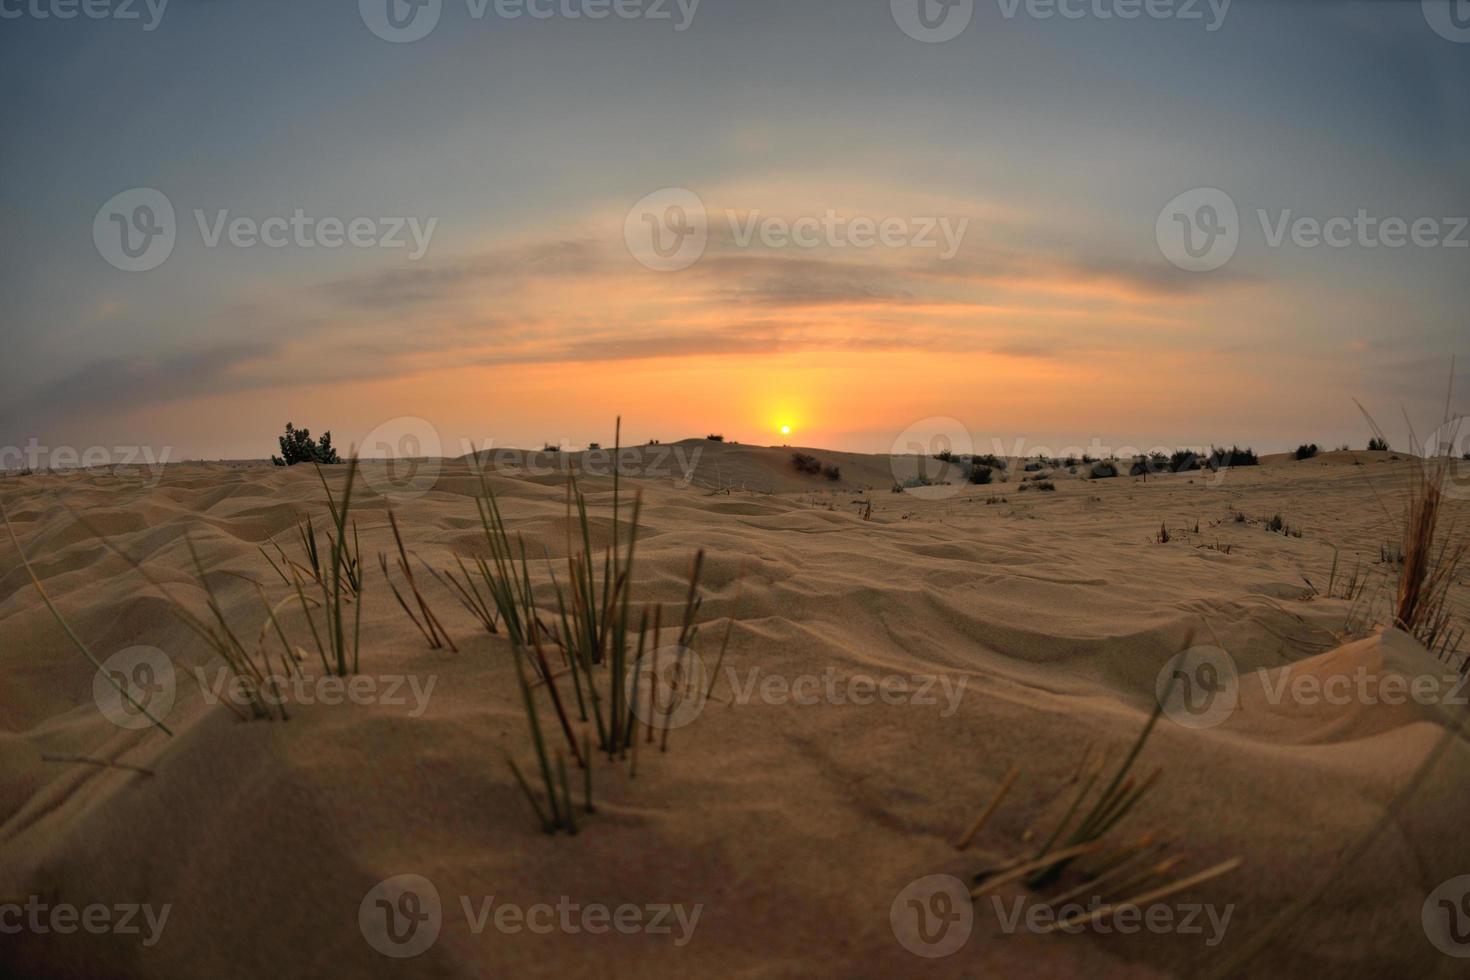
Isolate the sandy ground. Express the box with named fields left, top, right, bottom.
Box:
left=2, top=442, right=1468, bottom=978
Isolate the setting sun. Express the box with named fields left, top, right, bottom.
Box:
left=780, top=424, right=792, bottom=437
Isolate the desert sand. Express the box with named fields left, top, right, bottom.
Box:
left=1, top=442, right=1467, bottom=978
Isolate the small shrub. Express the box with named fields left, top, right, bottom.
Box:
left=822, top=465, right=841, bottom=481
left=1266, top=514, right=1284, bottom=533
left=1367, top=437, right=1389, bottom=452
left=1089, top=461, right=1118, bottom=479
left=1024, top=461, right=1043, bottom=472
left=935, top=450, right=955, bottom=463
left=791, top=452, right=822, bottom=475
left=587, top=442, right=601, bottom=451
left=1208, top=446, right=1258, bottom=469
left=1019, top=480, right=1055, bottom=492
left=542, top=443, right=560, bottom=453
left=1170, top=450, right=1201, bottom=472
left=1295, top=443, right=1319, bottom=460
left=1156, top=522, right=1171, bottom=544
left=271, top=423, right=341, bottom=467
left=707, top=434, right=724, bottom=442
left=968, top=465, right=994, bottom=485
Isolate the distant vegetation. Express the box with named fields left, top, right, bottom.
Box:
left=1209, top=446, right=1258, bottom=469
left=1295, top=443, right=1319, bottom=460
left=706, top=434, right=724, bottom=442
left=271, top=423, right=341, bottom=466
left=1368, top=437, right=1389, bottom=451
left=791, top=452, right=821, bottom=475
left=791, top=453, right=841, bottom=481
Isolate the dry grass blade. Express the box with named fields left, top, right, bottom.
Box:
left=955, top=765, right=1021, bottom=850
left=1, top=497, right=174, bottom=735
left=1037, top=858, right=1242, bottom=934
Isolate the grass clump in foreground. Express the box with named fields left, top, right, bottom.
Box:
left=955, top=655, right=1241, bottom=935
left=479, top=419, right=730, bottom=834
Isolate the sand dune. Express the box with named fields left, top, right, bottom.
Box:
left=1, top=444, right=1467, bottom=977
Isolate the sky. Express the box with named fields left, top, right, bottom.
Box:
left=1, top=0, right=1467, bottom=464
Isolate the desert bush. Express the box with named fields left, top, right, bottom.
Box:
left=791, top=452, right=822, bottom=475
left=969, top=465, right=994, bottom=485
left=1170, top=450, right=1202, bottom=472
left=823, top=465, right=841, bottom=481
left=1368, top=437, right=1389, bottom=451
left=1019, top=480, right=1056, bottom=492
left=934, top=449, right=955, bottom=463
left=271, top=423, right=341, bottom=466
left=1208, top=446, right=1258, bottom=469
left=1295, top=443, right=1319, bottom=460
left=707, top=433, right=724, bottom=442
left=1089, top=461, right=1118, bottom=479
